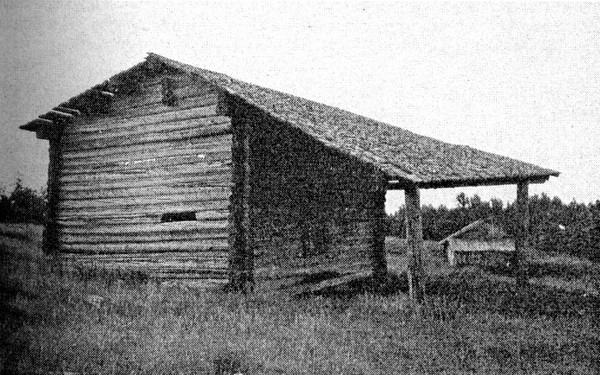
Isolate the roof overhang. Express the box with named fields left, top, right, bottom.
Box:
left=387, top=172, right=557, bottom=190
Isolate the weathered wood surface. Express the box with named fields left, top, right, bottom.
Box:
left=238, top=101, right=384, bottom=288
left=60, top=240, right=229, bottom=254
left=515, top=181, right=529, bottom=288
left=43, top=137, right=62, bottom=254
left=62, top=119, right=229, bottom=151
left=371, top=180, right=388, bottom=283
left=405, top=185, right=425, bottom=302
left=65, top=101, right=220, bottom=135
left=55, top=72, right=233, bottom=281
left=59, top=185, right=231, bottom=201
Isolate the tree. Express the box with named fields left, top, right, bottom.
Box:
left=0, top=179, right=46, bottom=224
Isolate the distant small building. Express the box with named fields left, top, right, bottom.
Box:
left=439, top=218, right=515, bottom=267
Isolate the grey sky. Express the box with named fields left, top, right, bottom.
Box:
left=1, top=1, right=598, bottom=213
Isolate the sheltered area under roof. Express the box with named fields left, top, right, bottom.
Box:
left=20, top=53, right=559, bottom=299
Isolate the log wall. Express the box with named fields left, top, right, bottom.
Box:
left=232, top=100, right=386, bottom=289
left=55, top=71, right=233, bottom=284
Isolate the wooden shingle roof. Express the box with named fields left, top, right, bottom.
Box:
left=21, top=53, right=559, bottom=188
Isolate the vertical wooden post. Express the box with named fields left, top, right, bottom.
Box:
left=371, top=178, right=388, bottom=285
left=405, top=185, right=424, bottom=302
left=515, top=180, right=529, bottom=288
left=229, top=98, right=254, bottom=292
left=43, top=136, right=62, bottom=255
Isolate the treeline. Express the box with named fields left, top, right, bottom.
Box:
left=0, top=180, right=46, bottom=224
left=387, top=192, right=600, bottom=262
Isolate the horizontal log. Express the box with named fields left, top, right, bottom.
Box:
left=57, top=209, right=229, bottom=226
left=69, top=96, right=221, bottom=133
left=114, top=83, right=219, bottom=110
left=58, top=219, right=228, bottom=234
left=59, top=185, right=231, bottom=201
left=61, top=231, right=228, bottom=244
left=62, top=122, right=231, bottom=152
left=65, top=101, right=220, bottom=134
left=59, top=174, right=233, bottom=193
left=59, top=163, right=231, bottom=183
left=60, top=240, right=230, bottom=254
left=62, top=136, right=232, bottom=168
left=58, top=250, right=229, bottom=262
left=58, top=196, right=230, bottom=213
left=57, top=199, right=230, bottom=218
left=57, top=256, right=229, bottom=269
left=59, top=190, right=231, bottom=210
left=63, top=116, right=231, bottom=145
left=57, top=208, right=229, bottom=224
left=62, top=133, right=232, bottom=161
left=60, top=263, right=229, bottom=277
left=61, top=150, right=232, bottom=176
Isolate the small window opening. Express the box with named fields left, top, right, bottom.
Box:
left=161, top=77, right=178, bottom=106
left=161, top=211, right=196, bottom=222
left=299, top=220, right=331, bottom=258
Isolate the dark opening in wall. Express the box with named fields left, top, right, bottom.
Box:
left=161, top=77, right=178, bottom=106
left=161, top=211, right=196, bottom=222
left=299, top=220, right=331, bottom=258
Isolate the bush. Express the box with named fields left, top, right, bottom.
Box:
left=0, top=179, right=46, bottom=224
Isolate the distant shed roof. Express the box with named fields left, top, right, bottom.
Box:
left=440, top=218, right=511, bottom=244
left=21, top=53, right=559, bottom=188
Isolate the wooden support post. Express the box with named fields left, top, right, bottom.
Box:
left=515, top=180, right=530, bottom=288
left=371, top=178, right=388, bottom=285
left=43, top=136, right=62, bottom=255
left=405, top=185, right=425, bottom=302
left=229, top=97, right=254, bottom=292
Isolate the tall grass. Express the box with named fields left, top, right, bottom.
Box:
left=1, top=224, right=599, bottom=374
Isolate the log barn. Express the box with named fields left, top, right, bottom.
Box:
left=20, top=53, right=558, bottom=294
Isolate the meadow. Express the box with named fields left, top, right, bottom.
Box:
left=1, top=224, right=598, bottom=374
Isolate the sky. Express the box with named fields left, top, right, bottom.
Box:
left=1, top=1, right=598, bottom=214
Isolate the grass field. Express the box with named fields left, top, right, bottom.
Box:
left=1, top=224, right=599, bottom=374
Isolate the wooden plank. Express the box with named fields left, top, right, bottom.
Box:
left=59, top=174, right=233, bottom=192
left=62, top=122, right=231, bottom=152
left=229, top=99, right=253, bottom=291
left=62, top=133, right=232, bottom=161
left=65, top=102, right=220, bottom=134
left=515, top=180, right=529, bottom=288
left=56, top=209, right=229, bottom=225
left=59, top=185, right=231, bottom=201
left=61, top=150, right=232, bottom=176
left=59, top=191, right=231, bottom=209
left=59, top=252, right=229, bottom=261
left=62, top=137, right=231, bottom=167
left=57, top=220, right=228, bottom=234
left=57, top=197, right=231, bottom=215
left=57, top=202, right=230, bottom=220
left=108, top=94, right=220, bottom=121
left=43, top=137, right=62, bottom=254
left=60, top=231, right=228, bottom=244
left=113, top=82, right=218, bottom=110
left=405, top=185, right=424, bottom=302
left=59, top=163, right=231, bottom=183
left=60, top=240, right=229, bottom=254
left=62, top=114, right=230, bottom=144
left=371, top=180, right=388, bottom=284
